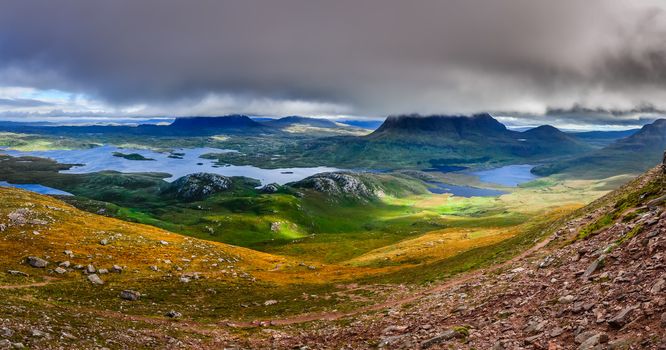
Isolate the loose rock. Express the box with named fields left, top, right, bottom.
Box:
left=26, top=256, right=48, bottom=268
left=119, top=290, right=140, bottom=301
left=87, top=274, right=104, bottom=285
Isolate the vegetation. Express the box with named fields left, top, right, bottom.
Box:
left=112, top=152, right=155, bottom=161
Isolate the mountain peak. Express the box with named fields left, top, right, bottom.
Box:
left=169, top=115, right=261, bottom=129
left=521, top=125, right=574, bottom=140
left=372, top=113, right=507, bottom=138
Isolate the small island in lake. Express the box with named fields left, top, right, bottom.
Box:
left=112, top=152, right=155, bottom=161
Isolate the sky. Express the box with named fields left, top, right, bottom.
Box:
left=1, top=0, right=666, bottom=130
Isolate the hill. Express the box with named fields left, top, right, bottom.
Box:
left=248, top=160, right=666, bottom=349
left=570, top=129, right=640, bottom=148
left=262, top=116, right=369, bottom=136
left=533, top=119, right=666, bottom=178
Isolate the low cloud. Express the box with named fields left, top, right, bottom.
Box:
left=0, top=0, right=665, bottom=126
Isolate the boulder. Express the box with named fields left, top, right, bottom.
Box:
left=608, top=306, right=634, bottom=329
left=87, top=274, right=104, bottom=285
left=6, top=270, right=28, bottom=277
left=582, top=256, right=604, bottom=280
left=578, top=333, right=608, bottom=350
left=25, top=256, right=48, bottom=268
left=165, top=310, right=182, bottom=318
left=558, top=295, right=575, bottom=304
left=420, top=329, right=459, bottom=349
left=119, top=290, right=140, bottom=301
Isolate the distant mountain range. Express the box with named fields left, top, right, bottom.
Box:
left=533, top=119, right=666, bottom=177
left=0, top=115, right=364, bottom=136
left=568, top=129, right=640, bottom=148
left=288, top=114, right=595, bottom=169
left=1, top=113, right=660, bottom=174
left=366, top=113, right=590, bottom=158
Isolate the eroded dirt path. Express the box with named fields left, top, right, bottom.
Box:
left=0, top=276, right=57, bottom=290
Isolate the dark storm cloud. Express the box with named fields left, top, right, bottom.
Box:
left=1, top=0, right=666, bottom=119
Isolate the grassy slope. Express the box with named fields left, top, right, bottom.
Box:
left=0, top=186, right=405, bottom=325
left=0, top=170, right=629, bottom=348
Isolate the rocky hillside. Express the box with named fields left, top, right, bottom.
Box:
left=164, top=172, right=233, bottom=201
left=256, top=162, right=666, bottom=349
left=290, top=171, right=428, bottom=201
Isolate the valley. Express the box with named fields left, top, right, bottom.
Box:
left=0, top=114, right=662, bottom=349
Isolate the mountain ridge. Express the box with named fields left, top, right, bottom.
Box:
left=533, top=118, right=666, bottom=178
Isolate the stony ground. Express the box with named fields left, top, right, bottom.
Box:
left=245, top=167, right=666, bottom=349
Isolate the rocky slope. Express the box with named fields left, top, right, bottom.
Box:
left=253, top=163, right=666, bottom=349
left=290, top=171, right=428, bottom=201
left=165, top=172, right=233, bottom=200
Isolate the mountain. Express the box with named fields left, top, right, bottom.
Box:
left=369, top=113, right=509, bottom=139
left=169, top=115, right=264, bottom=130
left=368, top=115, right=588, bottom=155
left=570, top=129, right=640, bottom=148
left=533, top=118, right=666, bottom=178
left=293, top=114, right=592, bottom=169
left=0, top=115, right=275, bottom=136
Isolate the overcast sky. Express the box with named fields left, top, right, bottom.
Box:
left=1, top=0, right=666, bottom=129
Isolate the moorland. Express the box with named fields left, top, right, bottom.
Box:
left=0, top=114, right=663, bottom=348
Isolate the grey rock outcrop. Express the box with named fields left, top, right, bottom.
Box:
left=291, top=172, right=378, bottom=200
left=167, top=173, right=232, bottom=200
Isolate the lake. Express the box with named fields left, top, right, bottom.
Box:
left=425, top=164, right=538, bottom=197
left=426, top=182, right=505, bottom=197
left=0, top=181, right=73, bottom=196
left=472, top=164, right=537, bottom=187
left=0, top=145, right=343, bottom=185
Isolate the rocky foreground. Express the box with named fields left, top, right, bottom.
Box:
left=251, top=166, right=666, bottom=349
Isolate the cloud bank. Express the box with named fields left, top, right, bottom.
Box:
left=1, top=0, right=666, bottom=127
